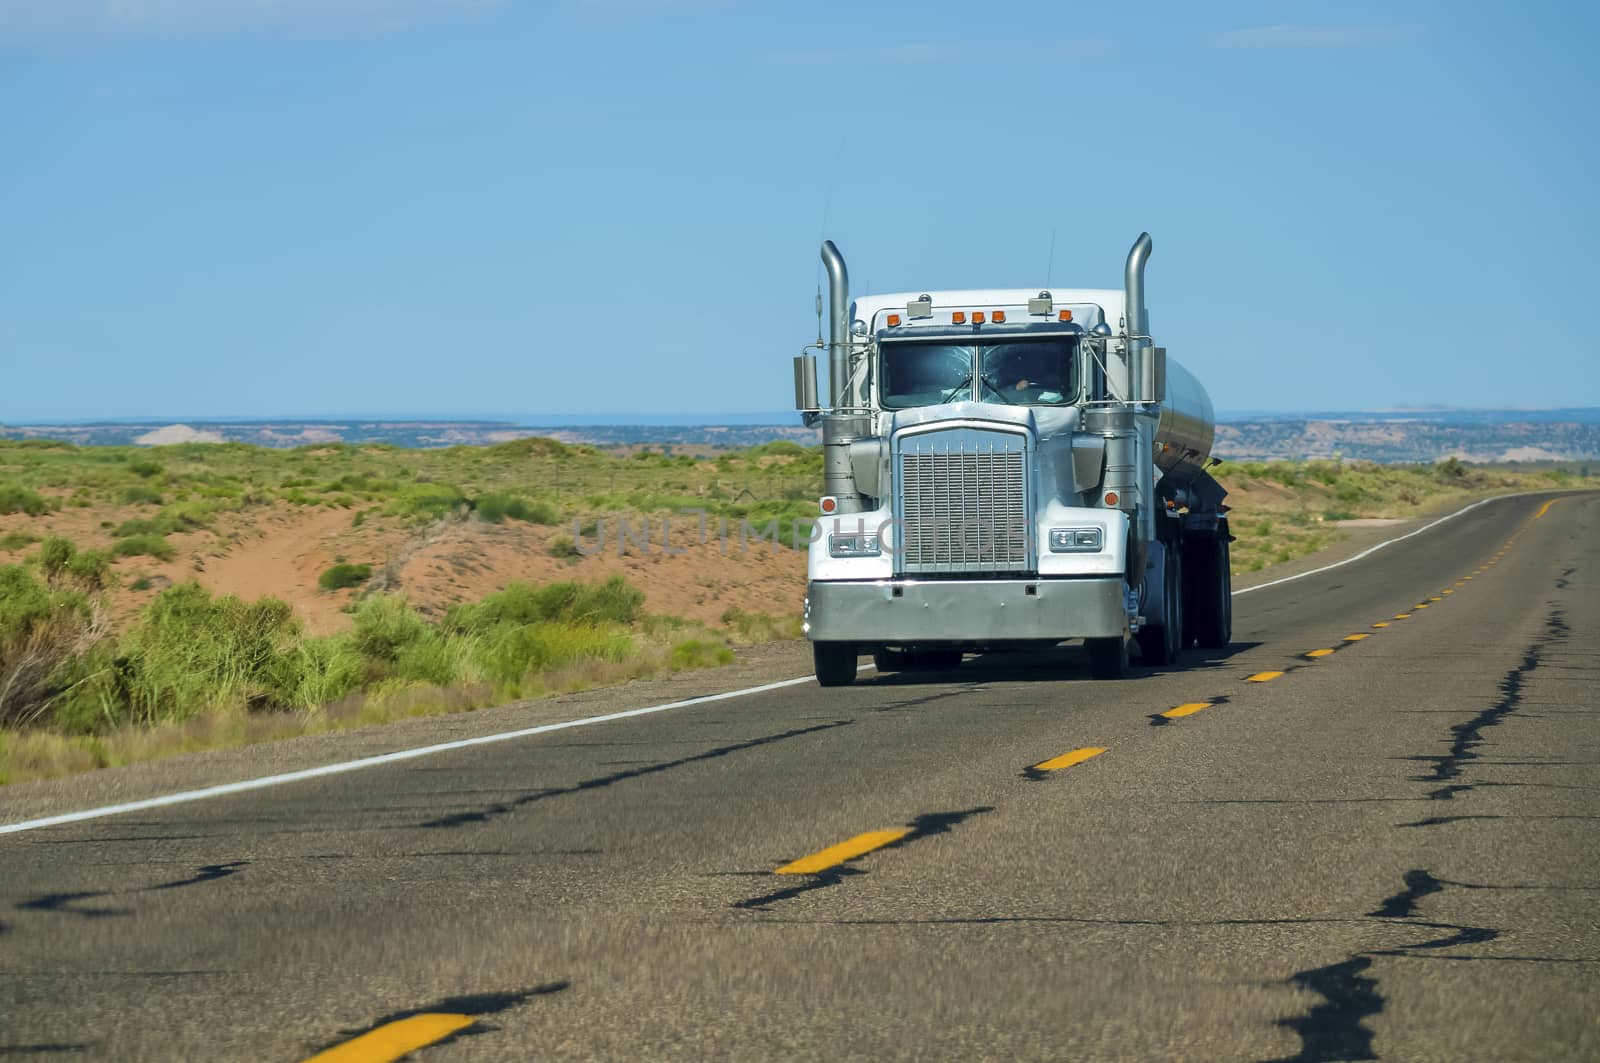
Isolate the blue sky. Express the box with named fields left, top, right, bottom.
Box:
left=2, top=0, right=1596, bottom=421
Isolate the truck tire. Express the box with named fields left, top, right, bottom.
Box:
left=1136, top=545, right=1184, bottom=666
left=1184, top=534, right=1233, bottom=650
left=813, top=642, right=858, bottom=687
left=1086, top=636, right=1129, bottom=679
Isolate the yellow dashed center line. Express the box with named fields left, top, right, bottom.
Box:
left=1442, top=589, right=1454, bottom=595
left=1534, top=500, right=1556, bottom=519
left=1414, top=604, right=1430, bottom=609
left=1394, top=613, right=1411, bottom=619
left=1373, top=622, right=1391, bottom=628
left=776, top=828, right=912, bottom=875
left=302, top=1014, right=476, bottom=1063
left=1247, top=671, right=1284, bottom=683
left=1343, top=634, right=1370, bottom=642
left=1033, top=745, right=1109, bottom=770
left=1429, top=596, right=1442, bottom=601
left=1159, top=703, right=1212, bottom=720
left=1305, top=649, right=1335, bottom=659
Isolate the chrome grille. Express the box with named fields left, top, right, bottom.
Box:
left=896, top=430, right=1030, bottom=574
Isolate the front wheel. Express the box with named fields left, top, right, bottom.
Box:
left=813, top=641, right=858, bottom=687
left=1086, top=636, right=1129, bottom=679
left=1136, top=544, right=1184, bottom=666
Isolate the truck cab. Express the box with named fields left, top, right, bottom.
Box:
left=795, top=236, right=1232, bottom=685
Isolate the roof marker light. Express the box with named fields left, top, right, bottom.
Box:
left=972, top=311, right=986, bottom=324
left=886, top=313, right=901, bottom=327
left=992, top=310, right=1006, bottom=323
left=951, top=311, right=966, bottom=324
left=1059, top=310, right=1074, bottom=322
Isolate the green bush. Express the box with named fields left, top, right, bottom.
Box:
left=546, top=534, right=582, bottom=559
left=112, top=534, right=176, bottom=561
left=318, top=563, right=372, bottom=592
left=474, top=622, right=632, bottom=683
left=389, top=482, right=467, bottom=519
left=0, top=564, right=99, bottom=729
left=128, top=460, right=164, bottom=478
left=0, top=484, right=49, bottom=516
left=670, top=638, right=734, bottom=671
left=445, top=576, right=644, bottom=634
left=350, top=594, right=432, bottom=663
left=119, top=484, right=164, bottom=506
left=0, top=531, right=39, bottom=551
left=474, top=492, right=559, bottom=525
left=114, top=584, right=303, bottom=723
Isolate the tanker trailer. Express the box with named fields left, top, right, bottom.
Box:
left=792, top=233, right=1232, bottom=686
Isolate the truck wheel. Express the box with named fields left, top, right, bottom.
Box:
left=1136, top=545, right=1183, bottom=666
left=813, top=642, right=858, bottom=687
left=1086, top=636, right=1129, bottom=679
left=1185, top=534, right=1233, bottom=650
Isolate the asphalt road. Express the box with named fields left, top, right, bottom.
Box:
left=1, top=491, right=1596, bottom=1062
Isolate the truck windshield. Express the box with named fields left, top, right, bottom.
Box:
left=879, top=338, right=1077, bottom=409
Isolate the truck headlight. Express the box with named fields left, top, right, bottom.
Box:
left=1049, top=527, right=1103, bottom=552
left=828, top=531, right=882, bottom=558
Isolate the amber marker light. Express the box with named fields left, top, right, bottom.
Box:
left=951, top=311, right=967, bottom=324
left=1104, top=491, right=1119, bottom=506
left=1059, top=309, right=1074, bottom=322
left=992, top=310, right=1006, bottom=322
left=819, top=496, right=838, bottom=515
left=886, top=313, right=901, bottom=326
left=972, top=311, right=986, bottom=324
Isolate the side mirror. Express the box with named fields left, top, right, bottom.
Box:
left=793, top=354, right=820, bottom=411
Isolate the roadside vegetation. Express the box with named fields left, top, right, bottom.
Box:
left=0, top=544, right=755, bottom=784
left=0, top=435, right=1585, bottom=785
left=1215, top=457, right=1583, bottom=572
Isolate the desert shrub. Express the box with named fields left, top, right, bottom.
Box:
left=0, top=565, right=103, bottom=729
left=288, top=637, right=365, bottom=708
left=488, top=437, right=571, bottom=459
left=719, top=607, right=802, bottom=642
left=447, top=576, right=644, bottom=634
left=670, top=638, right=734, bottom=671
left=0, top=531, right=39, bottom=551
left=318, top=563, right=372, bottom=592
left=112, top=534, right=176, bottom=561
left=34, top=537, right=111, bottom=594
left=546, top=534, right=581, bottom=559
left=0, top=484, right=48, bottom=516
left=474, top=492, right=559, bottom=525
left=129, top=577, right=153, bottom=591
left=474, top=622, right=632, bottom=684
left=128, top=460, right=163, bottom=478
left=119, top=485, right=164, bottom=506
left=114, top=518, right=163, bottom=537
left=390, top=482, right=467, bottom=519
left=350, top=594, right=432, bottom=663
left=114, top=583, right=303, bottom=723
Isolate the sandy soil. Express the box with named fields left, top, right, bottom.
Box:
left=1, top=503, right=808, bottom=634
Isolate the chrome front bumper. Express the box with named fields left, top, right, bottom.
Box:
left=804, top=577, right=1128, bottom=644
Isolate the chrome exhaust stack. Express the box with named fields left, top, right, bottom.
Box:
left=819, top=240, right=867, bottom=512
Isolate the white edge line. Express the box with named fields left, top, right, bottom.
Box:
left=1231, top=493, right=1518, bottom=597
left=0, top=664, right=876, bottom=837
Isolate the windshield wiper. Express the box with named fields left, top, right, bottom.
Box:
left=978, top=373, right=1013, bottom=404
left=939, top=372, right=973, bottom=404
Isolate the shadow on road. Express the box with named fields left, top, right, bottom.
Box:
left=861, top=641, right=1262, bottom=686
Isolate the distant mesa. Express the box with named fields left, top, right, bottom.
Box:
left=133, top=424, right=224, bottom=446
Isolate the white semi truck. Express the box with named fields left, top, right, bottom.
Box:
left=793, top=233, right=1232, bottom=685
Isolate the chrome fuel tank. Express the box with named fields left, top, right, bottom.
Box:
left=1153, top=357, right=1215, bottom=487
